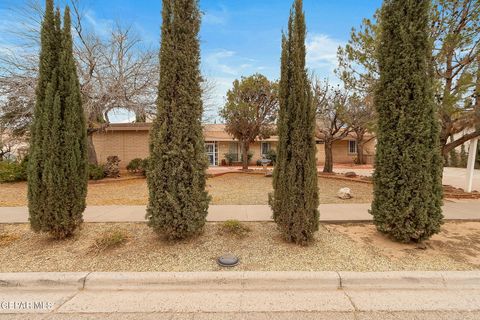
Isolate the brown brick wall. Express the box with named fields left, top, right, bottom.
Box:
left=93, top=130, right=375, bottom=168
left=316, top=139, right=376, bottom=164
left=93, top=130, right=149, bottom=168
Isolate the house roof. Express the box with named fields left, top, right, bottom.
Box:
left=105, top=123, right=152, bottom=131
left=103, top=123, right=372, bottom=142
left=104, top=123, right=279, bottom=141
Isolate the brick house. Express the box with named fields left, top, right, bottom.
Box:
left=92, top=123, right=376, bottom=168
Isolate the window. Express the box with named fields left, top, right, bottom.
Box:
left=348, top=140, right=357, bottom=154
left=229, top=142, right=240, bottom=162
left=261, top=142, right=271, bottom=157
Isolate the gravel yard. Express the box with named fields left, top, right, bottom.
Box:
left=0, top=221, right=478, bottom=272
left=0, top=173, right=373, bottom=206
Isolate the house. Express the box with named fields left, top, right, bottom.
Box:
left=92, top=123, right=376, bottom=168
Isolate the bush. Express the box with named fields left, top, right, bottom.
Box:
left=256, top=159, right=262, bottom=166
left=240, top=151, right=253, bottom=162
left=449, top=149, right=458, bottom=167
left=459, top=144, right=468, bottom=168
left=0, top=231, right=20, bottom=247
left=90, top=228, right=129, bottom=254
left=221, top=220, right=251, bottom=238
left=141, top=158, right=150, bottom=176
left=266, top=149, right=277, bottom=165
left=104, top=155, right=120, bottom=178
left=127, top=158, right=143, bottom=173
left=224, top=152, right=237, bottom=166
left=88, top=164, right=105, bottom=180
left=0, top=158, right=28, bottom=183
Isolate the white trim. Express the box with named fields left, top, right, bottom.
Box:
left=205, top=142, right=217, bottom=166
left=348, top=140, right=357, bottom=155
left=261, top=141, right=271, bottom=157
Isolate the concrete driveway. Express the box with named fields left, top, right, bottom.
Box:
left=334, top=166, right=480, bottom=192
left=442, top=167, right=480, bottom=191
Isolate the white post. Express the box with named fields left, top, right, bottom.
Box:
left=466, top=138, right=479, bottom=193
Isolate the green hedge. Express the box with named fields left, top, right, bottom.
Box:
left=127, top=157, right=149, bottom=176
left=0, top=158, right=28, bottom=183
left=88, top=164, right=106, bottom=180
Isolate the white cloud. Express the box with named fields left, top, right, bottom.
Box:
left=205, top=49, right=252, bottom=76
left=202, top=50, right=271, bottom=119
left=306, top=34, right=344, bottom=80
left=84, top=10, right=114, bottom=39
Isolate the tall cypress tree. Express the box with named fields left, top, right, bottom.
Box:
left=28, top=1, right=87, bottom=239
left=269, top=0, right=319, bottom=245
left=371, top=0, right=443, bottom=242
left=147, top=0, right=210, bottom=239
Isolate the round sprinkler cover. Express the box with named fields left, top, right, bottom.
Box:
left=217, top=254, right=239, bottom=267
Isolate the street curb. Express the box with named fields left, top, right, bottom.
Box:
left=338, top=271, right=480, bottom=289
left=0, top=272, right=88, bottom=289
left=83, top=271, right=340, bottom=290
left=1, top=271, right=479, bottom=290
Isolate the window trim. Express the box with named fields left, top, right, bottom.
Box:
left=261, top=141, right=271, bottom=157
left=348, top=140, right=357, bottom=155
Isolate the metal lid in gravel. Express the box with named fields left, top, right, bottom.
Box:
left=217, top=254, right=239, bottom=267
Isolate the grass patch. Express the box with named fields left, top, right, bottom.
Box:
left=221, top=220, right=251, bottom=238
left=0, top=233, right=20, bottom=247
left=90, top=228, right=129, bottom=254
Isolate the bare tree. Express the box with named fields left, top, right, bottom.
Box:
left=201, top=77, right=218, bottom=123
left=337, top=1, right=480, bottom=159
left=0, top=1, right=40, bottom=140
left=0, top=0, right=159, bottom=164
left=343, top=94, right=376, bottom=165
left=432, top=0, right=480, bottom=156
left=313, top=80, right=352, bottom=173
left=0, top=123, right=26, bottom=161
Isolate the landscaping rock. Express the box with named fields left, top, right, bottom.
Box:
left=345, top=171, right=357, bottom=178
left=337, top=187, right=353, bottom=199
left=265, top=171, right=273, bottom=177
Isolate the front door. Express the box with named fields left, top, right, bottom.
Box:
left=205, top=142, right=216, bottom=166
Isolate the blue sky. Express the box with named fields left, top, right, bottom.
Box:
left=0, top=0, right=382, bottom=121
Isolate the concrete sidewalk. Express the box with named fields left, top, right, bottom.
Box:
left=334, top=167, right=480, bottom=191
left=0, top=271, right=479, bottom=318
left=0, top=201, right=479, bottom=223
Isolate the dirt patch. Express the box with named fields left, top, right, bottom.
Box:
left=0, top=222, right=478, bottom=272
left=207, top=173, right=373, bottom=205
left=328, top=221, right=480, bottom=267
left=319, top=172, right=373, bottom=184
left=443, top=185, right=480, bottom=199
left=0, top=174, right=373, bottom=206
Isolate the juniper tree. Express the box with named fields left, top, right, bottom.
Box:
left=146, top=0, right=210, bottom=239
left=371, top=0, right=443, bottom=243
left=269, top=0, right=319, bottom=245
left=28, top=1, right=87, bottom=239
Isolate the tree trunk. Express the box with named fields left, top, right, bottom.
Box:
left=442, top=130, right=480, bottom=157
left=87, top=133, right=98, bottom=165
left=241, top=141, right=249, bottom=170
left=357, top=140, right=365, bottom=164
left=323, top=140, right=333, bottom=173
left=355, top=131, right=365, bottom=164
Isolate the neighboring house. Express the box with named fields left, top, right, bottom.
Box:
left=92, top=123, right=376, bottom=168
left=0, top=129, right=28, bottom=161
